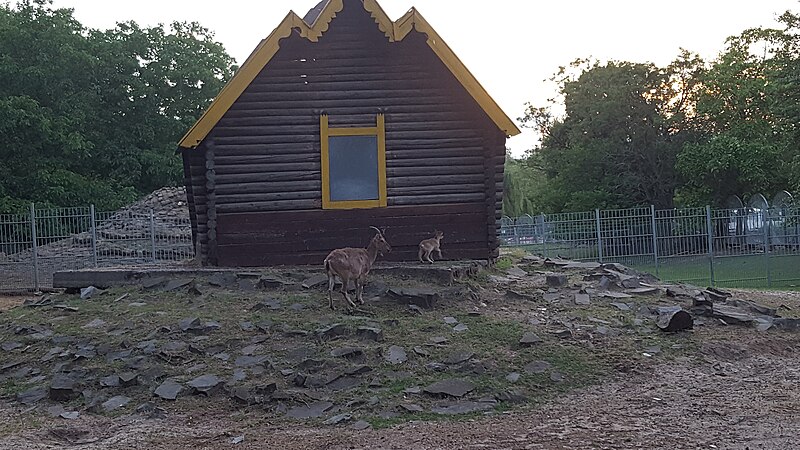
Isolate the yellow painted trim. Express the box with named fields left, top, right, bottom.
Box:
left=320, top=114, right=387, bottom=210
left=179, top=0, right=519, bottom=149
left=328, top=127, right=379, bottom=136
left=377, top=113, right=387, bottom=207
left=320, top=114, right=331, bottom=209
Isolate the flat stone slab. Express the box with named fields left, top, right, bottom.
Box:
left=399, top=403, right=424, bottom=412
left=387, top=287, right=440, bottom=309
left=443, top=351, right=474, bottom=365
left=324, top=413, right=353, bottom=425
left=600, top=292, right=633, bottom=299
left=546, top=274, right=568, bottom=287
left=102, top=395, right=131, bottom=412
left=50, top=374, right=78, bottom=401
left=154, top=379, right=183, bottom=400
left=17, top=387, right=47, bottom=405
left=187, top=374, right=222, bottom=394
left=163, top=279, right=193, bottom=292
left=524, top=360, right=552, bottom=374
left=356, top=327, right=383, bottom=342
left=542, top=293, right=561, bottom=302
left=327, top=376, right=362, bottom=391
left=519, top=332, right=542, bottom=346
left=627, top=287, right=660, bottom=296
left=424, top=379, right=476, bottom=398
left=302, top=274, right=329, bottom=289
left=234, top=355, right=270, bottom=368
left=351, top=420, right=372, bottom=430
left=505, top=267, right=528, bottom=278
left=286, top=401, right=334, bottom=419
left=385, top=346, right=407, bottom=365
left=574, top=293, right=591, bottom=305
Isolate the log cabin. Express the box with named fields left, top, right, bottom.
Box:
left=179, top=0, right=521, bottom=266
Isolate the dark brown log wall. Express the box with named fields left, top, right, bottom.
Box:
left=187, top=0, right=507, bottom=266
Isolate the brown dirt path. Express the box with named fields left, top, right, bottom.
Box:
left=2, top=331, right=797, bottom=450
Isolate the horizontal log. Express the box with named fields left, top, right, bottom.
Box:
left=217, top=213, right=485, bottom=238
left=221, top=103, right=486, bottom=118
left=389, top=175, right=484, bottom=187
left=388, top=194, right=485, bottom=205
left=217, top=245, right=490, bottom=267
left=228, top=96, right=461, bottom=111
left=214, top=181, right=322, bottom=195
left=215, top=191, right=320, bottom=204
left=388, top=185, right=485, bottom=196
left=214, top=171, right=319, bottom=184
left=216, top=225, right=486, bottom=248
left=214, top=162, right=321, bottom=175
left=245, top=78, right=466, bottom=94
left=212, top=126, right=482, bottom=141
left=217, top=200, right=322, bottom=213
left=245, top=71, right=440, bottom=85
left=217, top=204, right=484, bottom=228
left=214, top=153, right=320, bottom=164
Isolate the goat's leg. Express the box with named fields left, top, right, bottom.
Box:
left=356, top=276, right=366, bottom=304
left=426, top=250, right=434, bottom=264
left=327, top=274, right=336, bottom=310
left=340, top=278, right=358, bottom=311
left=418, top=247, right=425, bottom=263
left=436, top=248, right=442, bottom=260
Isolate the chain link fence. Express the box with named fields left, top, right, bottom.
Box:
left=0, top=205, right=193, bottom=292
left=501, top=204, right=800, bottom=289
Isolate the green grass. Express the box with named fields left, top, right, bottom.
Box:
left=630, top=253, right=800, bottom=289
left=505, top=244, right=800, bottom=289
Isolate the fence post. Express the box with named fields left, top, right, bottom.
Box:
left=29, top=203, right=39, bottom=292
left=764, top=209, right=771, bottom=287
left=540, top=214, right=548, bottom=258
left=90, top=205, right=98, bottom=268
left=150, top=209, right=157, bottom=263
left=705, top=205, right=715, bottom=286
left=650, top=205, right=659, bottom=277
left=595, top=209, right=603, bottom=263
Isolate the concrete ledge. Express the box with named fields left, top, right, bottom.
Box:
left=52, top=261, right=489, bottom=290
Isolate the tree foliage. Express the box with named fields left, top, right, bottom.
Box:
left=511, top=10, right=799, bottom=215
left=0, top=0, right=235, bottom=212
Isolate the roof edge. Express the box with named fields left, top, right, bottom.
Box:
left=179, top=0, right=520, bottom=149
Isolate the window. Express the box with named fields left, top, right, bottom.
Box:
left=320, top=114, right=387, bottom=209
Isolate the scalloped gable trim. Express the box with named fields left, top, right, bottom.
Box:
left=178, top=0, right=520, bottom=149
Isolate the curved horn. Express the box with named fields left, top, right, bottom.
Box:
left=369, top=226, right=382, bottom=235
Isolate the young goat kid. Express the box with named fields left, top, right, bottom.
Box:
left=418, top=230, right=444, bottom=264
left=324, top=226, right=392, bottom=311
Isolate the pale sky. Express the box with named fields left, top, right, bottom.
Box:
left=51, top=0, right=798, bottom=156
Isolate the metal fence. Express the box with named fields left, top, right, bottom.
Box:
left=501, top=205, right=800, bottom=288
left=0, top=205, right=194, bottom=292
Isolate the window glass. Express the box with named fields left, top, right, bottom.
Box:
left=328, top=135, right=379, bottom=201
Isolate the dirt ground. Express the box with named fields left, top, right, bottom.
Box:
left=2, top=328, right=798, bottom=450
left=1, top=259, right=799, bottom=450
left=0, top=295, right=24, bottom=312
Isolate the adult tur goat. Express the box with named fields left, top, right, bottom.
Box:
left=323, top=226, right=391, bottom=311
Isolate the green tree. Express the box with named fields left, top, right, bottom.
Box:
left=0, top=0, right=235, bottom=212
left=521, top=58, right=699, bottom=212
left=676, top=11, right=799, bottom=205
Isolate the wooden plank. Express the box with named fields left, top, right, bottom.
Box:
left=216, top=204, right=484, bottom=229
left=216, top=226, right=486, bottom=247
left=217, top=245, right=489, bottom=267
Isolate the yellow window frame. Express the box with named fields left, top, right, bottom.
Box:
left=320, top=114, right=387, bottom=210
